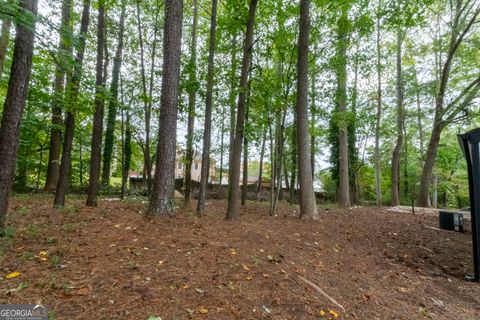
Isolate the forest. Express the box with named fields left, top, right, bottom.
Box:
left=0, top=0, right=480, bottom=319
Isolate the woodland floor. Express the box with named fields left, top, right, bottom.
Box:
left=1, top=195, right=480, bottom=320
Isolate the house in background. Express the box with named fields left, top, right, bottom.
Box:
left=175, top=151, right=216, bottom=183
left=129, top=150, right=216, bottom=190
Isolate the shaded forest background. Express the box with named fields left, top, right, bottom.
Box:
left=0, top=0, right=479, bottom=211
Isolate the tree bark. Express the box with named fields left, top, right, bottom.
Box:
left=219, top=104, right=226, bottom=187
left=86, top=0, right=106, bottom=207
left=241, top=105, right=249, bottom=206
left=0, top=18, right=12, bottom=79
left=16, top=144, right=29, bottom=192
left=271, top=109, right=286, bottom=215
left=256, top=128, right=266, bottom=197
left=228, top=35, right=238, bottom=181
left=54, top=0, right=91, bottom=207
left=418, top=124, right=443, bottom=206
left=136, top=1, right=160, bottom=192
left=197, top=0, right=217, bottom=215
left=412, top=61, right=425, bottom=156
left=310, top=71, right=316, bottom=180
left=122, top=110, right=132, bottom=200
left=101, top=0, right=126, bottom=187
left=184, top=0, right=198, bottom=204
left=391, top=29, right=404, bottom=206
left=374, top=3, right=382, bottom=207
left=295, top=0, right=318, bottom=219
left=268, top=120, right=275, bottom=215
left=0, top=0, right=38, bottom=235
left=289, top=125, right=297, bottom=205
left=148, top=0, right=183, bottom=215
left=336, top=4, right=350, bottom=208
left=226, top=0, right=258, bottom=220
left=349, top=48, right=359, bottom=204
left=44, top=0, right=73, bottom=191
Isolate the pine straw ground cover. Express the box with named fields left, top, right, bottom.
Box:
left=1, top=194, right=480, bottom=319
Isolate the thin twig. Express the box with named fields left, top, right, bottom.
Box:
left=298, top=276, right=346, bottom=312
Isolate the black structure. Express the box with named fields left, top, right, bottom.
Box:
left=439, top=210, right=464, bottom=232
left=458, top=128, right=480, bottom=281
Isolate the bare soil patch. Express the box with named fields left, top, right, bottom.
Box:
left=1, top=195, right=480, bottom=319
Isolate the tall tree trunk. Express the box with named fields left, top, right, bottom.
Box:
left=0, top=0, right=38, bottom=235
left=403, top=122, right=409, bottom=197
left=0, top=18, right=12, bottom=80
left=101, top=0, right=126, bottom=187
left=136, top=1, right=160, bottom=192
left=78, top=130, right=83, bottom=185
left=271, top=109, right=286, bottom=214
left=219, top=104, right=226, bottom=187
left=135, top=1, right=149, bottom=188
left=432, top=175, right=438, bottom=208
left=226, top=0, right=258, bottom=220
left=289, top=126, right=297, bottom=205
left=268, top=120, right=275, bottom=215
left=54, top=0, right=91, bottom=207
left=274, top=136, right=284, bottom=205
left=283, top=157, right=290, bottom=193
left=412, top=61, right=425, bottom=157
left=228, top=35, right=238, bottom=180
left=36, top=146, right=44, bottom=191
left=350, top=48, right=359, bottom=204
left=256, top=127, right=266, bottom=197
left=241, top=106, right=249, bottom=206
left=148, top=0, right=183, bottom=215
left=120, top=109, right=125, bottom=196
left=295, top=0, right=318, bottom=219
left=17, top=145, right=29, bottom=192
left=418, top=124, right=443, bottom=206
left=122, top=110, right=132, bottom=200
left=310, top=71, right=316, bottom=180
left=86, top=0, right=106, bottom=207
left=44, top=0, right=73, bottom=191
left=185, top=0, right=198, bottom=204
left=374, top=3, right=382, bottom=207
left=197, top=0, right=217, bottom=215
left=336, top=4, right=350, bottom=208
left=391, top=29, right=404, bottom=206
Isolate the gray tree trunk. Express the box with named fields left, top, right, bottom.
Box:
left=197, top=0, right=217, bottom=215
left=101, top=0, right=127, bottom=187
left=242, top=105, right=249, bottom=206
left=228, top=35, right=238, bottom=181
left=44, top=0, right=73, bottom=192
left=86, top=0, right=106, bottom=207
left=256, top=128, right=266, bottom=197
left=136, top=1, right=160, bottom=192
left=295, top=0, right=318, bottom=219
left=226, top=0, right=258, bottom=220
left=53, top=0, right=91, bottom=207
left=336, top=4, right=350, bottom=208
left=391, top=29, right=404, bottom=206
left=374, top=4, right=382, bottom=207
left=185, top=0, right=198, bottom=204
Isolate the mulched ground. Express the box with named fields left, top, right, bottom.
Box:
left=1, top=194, right=480, bottom=320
